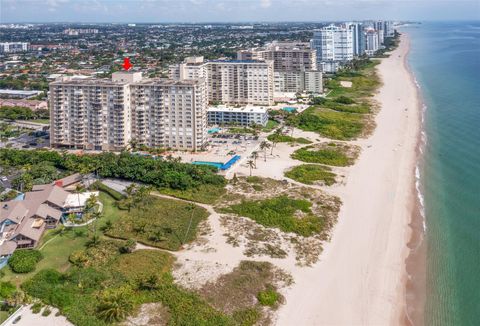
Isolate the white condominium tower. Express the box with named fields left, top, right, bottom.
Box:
left=365, top=29, right=380, bottom=56
left=170, top=57, right=274, bottom=106
left=50, top=74, right=134, bottom=151
left=50, top=72, right=208, bottom=151
left=310, top=24, right=354, bottom=63
left=130, top=78, right=207, bottom=150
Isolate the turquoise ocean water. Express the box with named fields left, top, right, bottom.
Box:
left=405, top=22, right=480, bottom=325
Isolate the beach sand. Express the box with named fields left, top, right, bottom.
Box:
left=275, top=34, right=421, bottom=325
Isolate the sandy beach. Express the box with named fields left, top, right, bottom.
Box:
left=275, top=34, right=421, bottom=325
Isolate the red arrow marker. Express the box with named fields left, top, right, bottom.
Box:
left=122, top=57, right=132, bottom=71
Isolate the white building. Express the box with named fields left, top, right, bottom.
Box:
left=49, top=72, right=208, bottom=151
left=207, top=105, right=268, bottom=127
left=130, top=78, right=208, bottom=151
left=365, top=29, right=380, bottom=56
left=0, top=42, right=29, bottom=53
left=310, top=24, right=354, bottom=64
left=170, top=57, right=274, bottom=106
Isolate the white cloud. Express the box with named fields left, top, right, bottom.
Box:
left=260, top=0, right=272, bottom=8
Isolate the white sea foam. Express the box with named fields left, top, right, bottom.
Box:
left=415, top=165, right=426, bottom=232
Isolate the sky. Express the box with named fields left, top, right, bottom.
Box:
left=1, top=0, right=479, bottom=23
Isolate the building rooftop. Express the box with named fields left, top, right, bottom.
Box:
left=208, top=105, right=267, bottom=114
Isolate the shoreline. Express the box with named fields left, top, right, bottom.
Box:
left=404, top=32, right=427, bottom=326
left=275, top=34, right=422, bottom=325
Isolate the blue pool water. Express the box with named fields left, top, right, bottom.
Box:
left=282, top=107, right=297, bottom=112
left=192, top=155, right=241, bottom=170
left=208, top=127, right=221, bottom=134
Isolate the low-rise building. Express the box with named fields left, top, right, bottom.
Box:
left=207, top=105, right=268, bottom=127
left=0, top=42, right=29, bottom=53
left=0, top=176, right=97, bottom=262
left=0, top=99, right=48, bottom=111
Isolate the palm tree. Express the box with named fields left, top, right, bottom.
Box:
left=246, top=160, right=255, bottom=176
left=259, top=141, right=271, bottom=162
left=74, top=183, right=86, bottom=212
left=251, top=151, right=259, bottom=166
left=97, top=288, right=134, bottom=323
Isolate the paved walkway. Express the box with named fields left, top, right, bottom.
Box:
left=2, top=305, right=72, bottom=326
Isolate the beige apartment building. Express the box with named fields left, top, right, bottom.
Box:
left=170, top=57, right=274, bottom=106
left=237, top=41, right=317, bottom=72
left=237, top=42, right=322, bottom=94
left=50, top=72, right=207, bottom=151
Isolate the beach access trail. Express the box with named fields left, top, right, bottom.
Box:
left=276, top=34, right=420, bottom=325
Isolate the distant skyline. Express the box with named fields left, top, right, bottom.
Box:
left=1, top=0, right=479, bottom=23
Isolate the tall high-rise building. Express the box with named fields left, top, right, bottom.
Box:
left=130, top=78, right=207, bottom=151
left=237, top=42, right=317, bottom=72
left=238, top=42, right=322, bottom=93
left=348, top=23, right=366, bottom=56
left=365, top=29, right=380, bottom=56
left=374, top=21, right=386, bottom=45
left=170, top=57, right=274, bottom=105
left=50, top=72, right=208, bottom=151
left=310, top=24, right=354, bottom=64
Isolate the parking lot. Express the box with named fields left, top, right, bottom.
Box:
left=0, top=129, right=50, bottom=150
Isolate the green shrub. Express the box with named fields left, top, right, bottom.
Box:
left=291, top=146, right=353, bottom=166
left=285, top=164, right=337, bottom=186
left=42, top=307, right=52, bottom=316
left=8, top=250, right=43, bottom=273
left=232, top=307, right=261, bottom=326
left=257, top=287, right=280, bottom=307
left=31, top=302, right=43, bottom=314
left=0, top=281, right=16, bottom=299
left=223, top=195, right=322, bottom=237
left=290, top=107, right=364, bottom=140
left=267, top=134, right=312, bottom=144
left=334, top=96, right=355, bottom=104
left=246, top=176, right=262, bottom=184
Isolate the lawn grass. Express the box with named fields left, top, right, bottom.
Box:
left=291, top=143, right=357, bottom=166
left=105, top=195, right=209, bottom=250
left=285, top=164, right=337, bottom=186
left=221, top=195, right=323, bottom=237
left=2, top=228, right=88, bottom=287
left=158, top=183, right=226, bottom=205
left=261, top=119, right=279, bottom=132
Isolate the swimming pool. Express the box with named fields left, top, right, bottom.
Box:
left=192, top=161, right=224, bottom=169
left=282, top=107, right=297, bottom=113
left=192, top=155, right=241, bottom=170
left=208, top=127, right=221, bottom=134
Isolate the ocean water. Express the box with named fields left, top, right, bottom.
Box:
left=405, top=22, right=480, bottom=325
